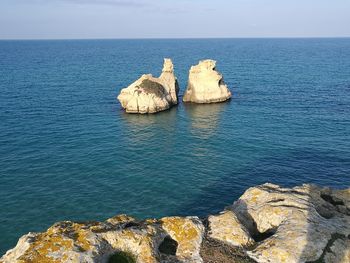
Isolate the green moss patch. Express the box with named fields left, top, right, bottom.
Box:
left=108, top=251, right=136, bottom=263
left=138, top=79, right=165, bottom=97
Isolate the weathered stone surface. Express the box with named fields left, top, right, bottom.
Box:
left=2, top=184, right=349, bottom=263
left=159, top=58, right=179, bottom=105
left=1, top=216, right=204, bottom=263
left=324, top=237, right=350, bottom=263
left=117, top=58, right=179, bottom=114
left=161, top=216, right=204, bottom=262
left=200, top=238, right=255, bottom=263
left=208, top=210, right=254, bottom=248
left=231, top=183, right=350, bottom=263
left=183, top=59, right=231, bottom=103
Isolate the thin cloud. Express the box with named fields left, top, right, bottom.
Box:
left=59, top=0, right=148, bottom=7
left=10, top=0, right=151, bottom=7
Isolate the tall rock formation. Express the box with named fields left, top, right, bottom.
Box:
left=117, top=59, right=179, bottom=114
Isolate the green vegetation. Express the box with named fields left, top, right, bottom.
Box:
left=138, top=79, right=165, bottom=97
left=108, top=251, right=136, bottom=263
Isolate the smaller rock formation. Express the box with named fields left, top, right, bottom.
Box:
left=117, top=58, right=179, bottom=114
left=183, top=60, right=231, bottom=103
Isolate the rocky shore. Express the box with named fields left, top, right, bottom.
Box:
left=2, top=183, right=349, bottom=263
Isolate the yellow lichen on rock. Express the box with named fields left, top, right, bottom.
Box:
left=106, top=214, right=136, bottom=225
left=208, top=210, right=254, bottom=247
left=101, top=223, right=160, bottom=263
left=161, top=216, right=204, bottom=262
left=18, top=233, right=73, bottom=263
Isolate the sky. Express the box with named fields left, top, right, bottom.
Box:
left=0, top=0, right=350, bottom=39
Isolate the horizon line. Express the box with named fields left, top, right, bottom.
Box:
left=1, top=36, right=350, bottom=41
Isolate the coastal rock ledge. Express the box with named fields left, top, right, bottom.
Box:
left=2, top=183, right=349, bottom=263
left=183, top=59, right=232, bottom=103
left=117, top=58, right=179, bottom=114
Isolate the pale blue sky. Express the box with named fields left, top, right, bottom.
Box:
left=0, top=0, right=349, bottom=39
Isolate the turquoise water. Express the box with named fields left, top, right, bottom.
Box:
left=0, top=39, right=350, bottom=254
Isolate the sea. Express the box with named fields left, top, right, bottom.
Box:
left=0, top=38, right=349, bottom=254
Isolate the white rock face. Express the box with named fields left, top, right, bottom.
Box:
left=231, top=183, right=350, bottom=263
left=117, top=58, right=179, bottom=114
left=183, top=59, right=231, bottom=103
left=159, top=58, right=179, bottom=105
left=208, top=210, right=254, bottom=248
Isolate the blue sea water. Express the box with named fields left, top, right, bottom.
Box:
left=0, top=38, right=350, bottom=254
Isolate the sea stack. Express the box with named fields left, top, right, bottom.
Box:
left=117, top=58, right=179, bottom=114
left=183, top=59, right=231, bottom=103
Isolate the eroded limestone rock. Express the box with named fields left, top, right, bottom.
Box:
left=2, top=184, right=349, bottom=263
left=159, top=58, right=179, bottom=105
left=324, top=237, right=350, bottom=263
left=231, top=183, right=350, bottom=263
left=117, top=58, right=179, bottom=114
left=161, top=217, right=204, bottom=262
left=1, top=215, right=204, bottom=263
left=208, top=210, right=254, bottom=248
left=183, top=59, right=231, bottom=103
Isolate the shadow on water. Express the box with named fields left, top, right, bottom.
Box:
left=173, top=147, right=349, bottom=261
left=174, top=147, right=350, bottom=217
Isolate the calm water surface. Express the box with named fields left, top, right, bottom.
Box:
left=0, top=39, right=350, bottom=254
